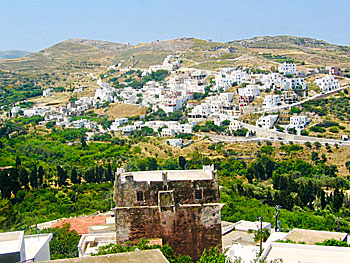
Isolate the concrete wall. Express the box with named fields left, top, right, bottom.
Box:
left=33, top=239, right=51, bottom=262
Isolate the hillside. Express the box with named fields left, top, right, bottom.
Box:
left=230, top=35, right=350, bottom=69
left=1, top=35, right=350, bottom=75
left=0, top=50, right=32, bottom=59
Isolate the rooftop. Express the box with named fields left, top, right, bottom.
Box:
left=265, top=242, right=350, bottom=263
left=42, top=249, right=169, bottom=263
left=0, top=231, right=23, bottom=255
left=232, top=220, right=271, bottom=232
left=284, top=228, right=348, bottom=244
left=118, top=165, right=215, bottom=182
left=24, top=234, right=52, bottom=260
left=50, top=215, right=107, bottom=235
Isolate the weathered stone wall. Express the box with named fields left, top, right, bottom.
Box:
left=115, top=204, right=222, bottom=261
left=114, top=176, right=220, bottom=207
left=114, top=169, right=222, bottom=261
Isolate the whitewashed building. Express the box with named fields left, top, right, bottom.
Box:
left=238, top=85, right=261, bottom=97
left=288, top=116, right=308, bottom=130
left=282, top=78, right=306, bottom=90
left=256, top=114, right=279, bottom=129
left=279, top=62, right=296, bottom=75
left=110, top=118, right=129, bottom=131
left=263, top=95, right=282, bottom=109
left=42, top=88, right=52, bottom=97
left=166, top=139, right=183, bottom=147
left=314, top=75, right=340, bottom=92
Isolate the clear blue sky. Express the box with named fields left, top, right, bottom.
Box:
left=1, top=0, right=349, bottom=51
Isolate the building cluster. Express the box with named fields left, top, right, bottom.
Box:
left=7, top=58, right=343, bottom=140
left=315, top=75, right=340, bottom=93
left=110, top=117, right=197, bottom=137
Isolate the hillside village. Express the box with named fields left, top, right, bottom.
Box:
left=1, top=36, right=350, bottom=263
left=4, top=53, right=348, bottom=146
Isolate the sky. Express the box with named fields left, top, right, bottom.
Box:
left=1, top=0, right=350, bottom=51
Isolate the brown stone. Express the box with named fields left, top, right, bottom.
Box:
left=113, top=166, right=223, bottom=261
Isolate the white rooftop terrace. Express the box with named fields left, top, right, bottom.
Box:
left=0, top=231, right=23, bottom=255
left=24, top=234, right=52, bottom=261
left=264, top=242, right=350, bottom=263
left=117, top=165, right=215, bottom=183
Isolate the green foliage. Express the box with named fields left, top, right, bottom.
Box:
left=315, top=238, right=350, bottom=247
left=94, top=239, right=192, bottom=263
left=279, top=144, right=303, bottom=153
left=41, top=223, right=80, bottom=259
left=253, top=228, right=270, bottom=242
left=309, top=125, right=326, bottom=133
left=289, top=107, right=301, bottom=115
left=197, top=247, right=227, bottom=263
left=260, top=145, right=274, bottom=155
left=0, top=197, right=10, bottom=230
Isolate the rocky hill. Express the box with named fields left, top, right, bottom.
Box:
left=0, top=50, right=31, bottom=59
left=1, top=36, right=350, bottom=74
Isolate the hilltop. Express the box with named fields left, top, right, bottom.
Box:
left=0, top=50, right=32, bottom=59
left=1, top=35, right=350, bottom=74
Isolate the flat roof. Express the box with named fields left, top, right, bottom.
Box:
left=265, top=243, right=350, bottom=263
left=285, top=228, right=348, bottom=244
left=121, top=167, right=214, bottom=182
left=0, top=231, right=23, bottom=255
left=222, top=230, right=256, bottom=248
left=24, top=234, right=52, bottom=260
left=233, top=220, right=271, bottom=232
left=50, top=215, right=107, bottom=235
left=41, top=249, right=169, bottom=263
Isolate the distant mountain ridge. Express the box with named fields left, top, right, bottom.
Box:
left=1, top=35, right=350, bottom=72
left=0, top=50, right=32, bottom=59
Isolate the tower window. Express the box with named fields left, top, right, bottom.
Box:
left=136, top=191, right=144, bottom=202
left=195, top=189, right=203, bottom=200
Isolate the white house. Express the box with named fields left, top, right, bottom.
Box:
left=166, top=139, right=183, bottom=147
left=238, top=85, right=261, bottom=97
left=279, top=62, right=296, bottom=75
left=256, top=114, right=279, bottom=129
left=314, top=75, right=340, bottom=93
left=94, top=87, right=114, bottom=102
left=11, top=106, right=22, bottom=117
left=161, top=128, right=176, bottom=137
left=262, top=95, right=282, bottom=109
left=188, top=103, right=211, bottom=120
left=288, top=116, right=308, bottom=131
left=215, top=69, right=250, bottom=90
left=229, top=120, right=243, bottom=131
left=282, top=77, right=306, bottom=90
left=0, top=231, right=52, bottom=262
left=42, top=88, right=52, bottom=97
left=110, top=118, right=129, bottom=131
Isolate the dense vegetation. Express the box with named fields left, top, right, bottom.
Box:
left=1, top=116, right=350, bottom=261
left=302, top=96, right=350, bottom=121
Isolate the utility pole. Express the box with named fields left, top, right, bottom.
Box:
left=259, top=216, right=263, bottom=253
left=337, top=216, right=340, bottom=232
left=275, top=205, right=281, bottom=232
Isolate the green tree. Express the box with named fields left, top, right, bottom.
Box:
left=41, top=223, right=80, bottom=259
left=197, top=247, right=227, bottom=263
left=81, top=136, right=87, bottom=147
left=38, top=166, right=45, bottom=187
left=179, top=156, right=187, bottom=170
left=19, top=167, right=29, bottom=190
left=71, top=167, right=78, bottom=184
left=0, top=197, right=10, bottom=230
left=30, top=166, right=38, bottom=189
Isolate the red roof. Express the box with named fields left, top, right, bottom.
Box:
left=50, top=215, right=107, bottom=235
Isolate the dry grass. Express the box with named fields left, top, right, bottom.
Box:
left=93, top=103, right=147, bottom=119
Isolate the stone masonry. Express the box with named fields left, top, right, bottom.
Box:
left=113, top=165, right=223, bottom=261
